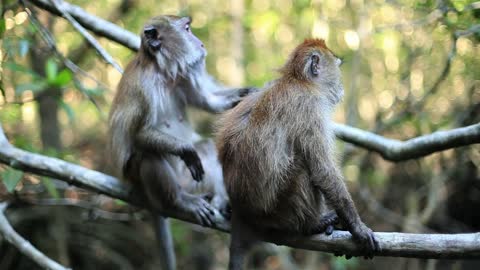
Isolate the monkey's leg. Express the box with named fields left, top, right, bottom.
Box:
left=193, top=139, right=230, bottom=218
left=152, top=214, right=176, bottom=270
left=229, top=212, right=256, bottom=270
left=140, top=156, right=216, bottom=226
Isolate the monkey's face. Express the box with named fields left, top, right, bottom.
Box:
left=142, top=16, right=206, bottom=71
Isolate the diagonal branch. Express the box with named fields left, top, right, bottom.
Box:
left=0, top=203, right=71, bottom=270
left=45, top=0, right=123, bottom=73
left=27, top=0, right=140, bottom=51
left=1, top=123, right=480, bottom=259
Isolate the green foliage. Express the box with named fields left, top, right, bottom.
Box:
left=45, top=58, right=73, bottom=87
left=40, top=177, right=60, bottom=198
left=4, top=62, right=42, bottom=79
left=59, top=99, right=75, bottom=124
left=332, top=256, right=358, bottom=270
left=0, top=167, right=23, bottom=192
left=0, top=18, right=5, bottom=38
left=4, top=58, right=72, bottom=95
left=45, top=57, right=58, bottom=82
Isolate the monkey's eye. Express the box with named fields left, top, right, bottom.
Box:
left=335, top=57, right=343, bottom=66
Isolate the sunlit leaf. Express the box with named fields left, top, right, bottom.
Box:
left=41, top=177, right=60, bottom=198
left=0, top=167, right=23, bottom=192
left=114, top=199, right=127, bottom=206
left=51, top=69, right=72, bottom=87
left=46, top=58, right=58, bottom=82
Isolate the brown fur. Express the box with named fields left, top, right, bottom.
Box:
left=216, top=39, right=378, bottom=269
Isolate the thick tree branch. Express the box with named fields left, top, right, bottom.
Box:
left=334, top=123, right=480, bottom=161
left=0, top=203, right=71, bottom=270
left=1, top=123, right=480, bottom=259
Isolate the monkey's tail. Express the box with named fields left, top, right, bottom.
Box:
left=152, top=213, right=176, bottom=270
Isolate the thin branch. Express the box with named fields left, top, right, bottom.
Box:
left=28, top=0, right=140, bottom=51
left=334, top=123, right=480, bottom=161
left=0, top=203, right=71, bottom=270
left=46, top=0, right=123, bottom=73
left=23, top=5, right=107, bottom=110
left=19, top=197, right=144, bottom=221
left=1, top=123, right=480, bottom=259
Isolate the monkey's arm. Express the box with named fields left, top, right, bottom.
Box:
left=183, top=71, right=256, bottom=113
left=301, top=128, right=379, bottom=255
left=135, top=127, right=204, bottom=181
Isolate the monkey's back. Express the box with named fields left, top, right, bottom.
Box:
left=216, top=84, right=327, bottom=233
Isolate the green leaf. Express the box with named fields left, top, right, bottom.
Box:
left=50, top=69, right=72, bottom=87
left=18, top=40, right=30, bottom=57
left=4, top=62, right=42, bottom=79
left=84, top=87, right=105, bottom=97
left=45, top=58, right=58, bottom=82
left=41, top=177, right=60, bottom=198
left=114, top=199, right=127, bottom=206
left=15, top=81, right=47, bottom=94
left=0, top=168, right=23, bottom=192
left=59, top=100, right=75, bottom=123
left=0, top=19, right=5, bottom=38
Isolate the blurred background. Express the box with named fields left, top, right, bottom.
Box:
left=0, top=0, right=479, bottom=269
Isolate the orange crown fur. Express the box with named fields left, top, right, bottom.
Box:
left=280, top=38, right=331, bottom=80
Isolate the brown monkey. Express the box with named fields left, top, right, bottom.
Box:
left=216, top=38, right=379, bottom=269
left=108, top=15, right=252, bottom=270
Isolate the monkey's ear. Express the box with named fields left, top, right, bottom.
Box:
left=310, top=54, right=320, bottom=76
left=143, top=26, right=157, bottom=39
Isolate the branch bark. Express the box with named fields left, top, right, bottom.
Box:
left=27, top=0, right=140, bottom=51
left=334, top=123, right=480, bottom=161
left=1, top=123, right=480, bottom=259
left=0, top=203, right=71, bottom=270
left=46, top=0, right=123, bottom=73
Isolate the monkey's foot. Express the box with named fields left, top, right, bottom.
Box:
left=350, top=223, right=380, bottom=259
left=209, top=195, right=231, bottom=220
left=313, top=211, right=338, bottom=235
left=179, top=193, right=215, bottom=227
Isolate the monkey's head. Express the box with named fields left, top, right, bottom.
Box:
left=281, top=39, right=344, bottom=99
left=141, top=15, right=206, bottom=76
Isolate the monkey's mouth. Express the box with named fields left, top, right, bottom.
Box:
left=189, top=54, right=204, bottom=68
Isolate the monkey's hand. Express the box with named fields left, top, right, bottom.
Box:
left=179, top=148, right=205, bottom=182
left=350, top=222, right=380, bottom=259
left=229, top=87, right=260, bottom=108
